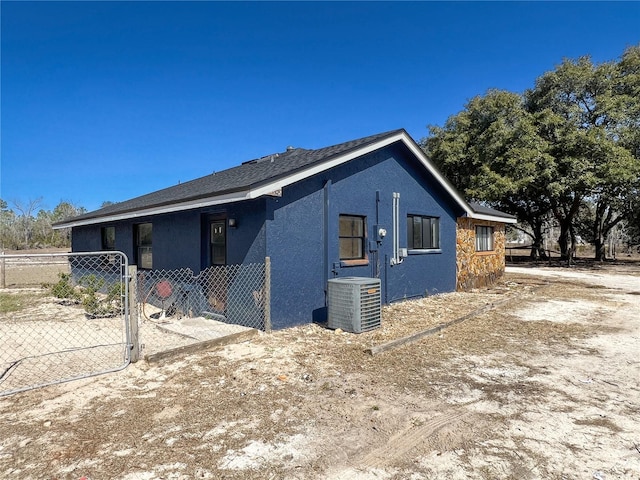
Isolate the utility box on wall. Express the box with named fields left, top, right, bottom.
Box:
left=327, top=277, right=381, bottom=333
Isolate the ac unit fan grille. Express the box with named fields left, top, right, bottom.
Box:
left=327, top=277, right=381, bottom=333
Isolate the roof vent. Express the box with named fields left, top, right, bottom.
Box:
left=242, top=153, right=279, bottom=165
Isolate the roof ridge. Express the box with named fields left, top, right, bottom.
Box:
left=54, top=128, right=408, bottom=227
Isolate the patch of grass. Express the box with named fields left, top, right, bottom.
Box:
left=0, top=293, right=23, bottom=313
left=0, top=291, right=43, bottom=314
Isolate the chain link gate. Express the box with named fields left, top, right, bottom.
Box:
left=135, top=260, right=270, bottom=359
left=0, top=252, right=133, bottom=396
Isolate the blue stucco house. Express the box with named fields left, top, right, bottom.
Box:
left=56, top=129, right=515, bottom=329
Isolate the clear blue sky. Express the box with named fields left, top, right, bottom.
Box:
left=2, top=1, right=639, bottom=212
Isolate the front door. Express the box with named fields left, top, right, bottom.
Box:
left=210, top=220, right=226, bottom=266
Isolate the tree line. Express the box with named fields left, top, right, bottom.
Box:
left=423, top=45, right=640, bottom=260
left=0, top=198, right=87, bottom=250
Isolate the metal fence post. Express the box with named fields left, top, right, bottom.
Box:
left=128, top=264, right=140, bottom=362
left=1, top=251, right=5, bottom=288
left=264, top=257, right=271, bottom=333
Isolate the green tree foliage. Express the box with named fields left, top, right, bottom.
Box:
left=423, top=90, right=556, bottom=259
left=0, top=199, right=86, bottom=250
left=617, top=46, right=640, bottom=250
left=526, top=49, right=640, bottom=260
left=423, top=45, right=640, bottom=260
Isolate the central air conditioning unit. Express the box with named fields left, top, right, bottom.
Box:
left=327, top=277, right=381, bottom=333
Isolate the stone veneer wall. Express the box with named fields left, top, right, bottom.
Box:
left=456, top=218, right=506, bottom=291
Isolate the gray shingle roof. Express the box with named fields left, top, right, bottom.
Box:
left=468, top=202, right=517, bottom=221
left=60, top=129, right=406, bottom=225
left=54, top=129, right=518, bottom=228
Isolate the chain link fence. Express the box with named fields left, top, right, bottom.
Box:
left=1, top=253, right=271, bottom=394
left=0, top=252, right=131, bottom=397
left=135, top=261, right=270, bottom=359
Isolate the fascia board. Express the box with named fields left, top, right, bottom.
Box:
left=394, top=134, right=518, bottom=224
left=248, top=131, right=472, bottom=212
left=468, top=212, right=518, bottom=224
left=53, top=190, right=251, bottom=229
left=398, top=133, right=472, bottom=213
left=247, top=132, right=409, bottom=199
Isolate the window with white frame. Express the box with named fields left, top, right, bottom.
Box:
left=475, top=225, right=494, bottom=252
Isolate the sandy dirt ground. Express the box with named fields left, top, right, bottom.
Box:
left=1, top=263, right=639, bottom=479
left=0, top=288, right=251, bottom=395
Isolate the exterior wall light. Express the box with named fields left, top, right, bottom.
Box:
left=228, top=218, right=237, bottom=228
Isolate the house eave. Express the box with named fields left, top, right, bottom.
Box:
left=466, top=212, right=518, bottom=224
left=248, top=130, right=474, bottom=214
left=53, top=190, right=253, bottom=229
left=55, top=129, right=495, bottom=229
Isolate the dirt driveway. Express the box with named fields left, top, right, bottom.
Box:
left=1, top=264, right=639, bottom=479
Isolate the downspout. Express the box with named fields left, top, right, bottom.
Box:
left=384, top=254, right=389, bottom=304
left=374, top=191, right=381, bottom=278
left=323, top=180, right=331, bottom=291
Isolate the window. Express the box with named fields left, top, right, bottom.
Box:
left=476, top=225, right=494, bottom=252
left=101, top=226, right=115, bottom=251
left=210, top=220, right=226, bottom=266
left=407, top=215, right=440, bottom=250
left=135, top=223, right=153, bottom=269
left=339, top=215, right=366, bottom=260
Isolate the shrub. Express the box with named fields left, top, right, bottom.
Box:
left=49, top=273, right=82, bottom=303
left=49, top=273, right=122, bottom=318
left=80, top=275, right=120, bottom=318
